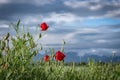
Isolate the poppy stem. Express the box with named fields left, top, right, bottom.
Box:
left=48, top=61, right=50, bottom=66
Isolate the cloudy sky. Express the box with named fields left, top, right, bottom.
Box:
left=0, top=0, right=120, bottom=61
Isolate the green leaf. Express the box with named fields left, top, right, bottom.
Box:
left=22, top=65, right=25, bottom=72
left=39, top=33, right=42, bottom=38
left=27, top=32, right=30, bottom=37
left=6, top=70, right=12, bottom=79
left=17, top=19, right=20, bottom=28
left=14, top=19, right=20, bottom=34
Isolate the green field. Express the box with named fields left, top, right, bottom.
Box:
left=0, top=20, right=120, bottom=80
left=0, top=61, right=120, bottom=80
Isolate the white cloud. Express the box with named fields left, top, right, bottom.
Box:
left=33, top=27, right=101, bottom=46
left=64, top=0, right=120, bottom=12
left=88, top=9, right=120, bottom=18
left=89, top=5, right=102, bottom=11
left=77, top=48, right=119, bottom=57
left=95, top=39, right=107, bottom=43
left=112, top=50, right=117, bottom=53
left=21, top=13, right=82, bottom=26
left=64, top=1, right=89, bottom=8
left=43, top=13, right=81, bottom=23
left=0, top=0, right=10, bottom=4
left=33, top=34, right=66, bottom=48
left=28, top=0, right=55, bottom=6
left=104, top=9, right=120, bottom=17
left=19, top=8, right=120, bottom=28
left=64, top=1, right=103, bottom=11
left=76, top=9, right=120, bottom=19
left=106, top=1, right=120, bottom=7
left=0, top=24, right=9, bottom=28
left=0, top=0, right=55, bottom=5
left=34, top=32, right=77, bottom=45
left=22, top=15, right=42, bottom=25
left=92, top=49, right=96, bottom=53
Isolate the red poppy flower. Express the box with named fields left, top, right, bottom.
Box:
left=40, top=22, right=48, bottom=31
left=44, top=55, right=49, bottom=62
left=55, top=51, right=65, bottom=61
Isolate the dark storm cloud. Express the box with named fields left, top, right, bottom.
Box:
left=0, top=0, right=65, bottom=21
left=67, top=4, right=119, bottom=17
left=63, top=0, right=120, bottom=17
left=74, top=32, right=120, bottom=49
left=107, top=24, right=120, bottom=29
left=0, top=0, right=120, bottom=22
left=0, top=3, right=52, bottom=21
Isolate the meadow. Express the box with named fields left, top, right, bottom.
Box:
left=0, top=20, right=120, bottom=80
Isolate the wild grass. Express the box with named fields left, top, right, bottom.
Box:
left=0, top=20, right=120, bottom=80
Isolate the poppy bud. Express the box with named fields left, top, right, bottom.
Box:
left=39, top=33, right=42, bottom=38
left=44, top=55, right=49, bottom=62
left=27, top=32, right=30, bottom=37
left=62, top=40, right=66, bottom=45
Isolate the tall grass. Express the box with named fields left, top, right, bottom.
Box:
left=0, top=20, right=120, bottom=80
